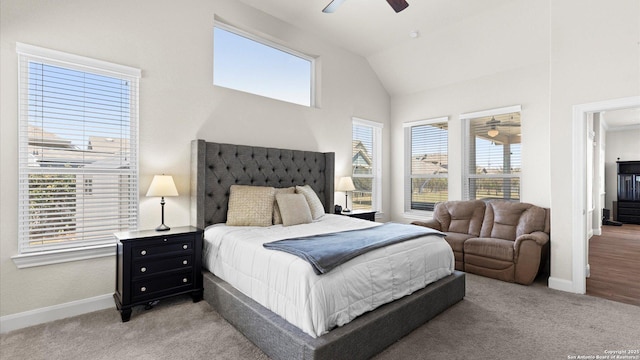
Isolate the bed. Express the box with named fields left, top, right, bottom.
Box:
left=190, top=140, right=465, bottom=360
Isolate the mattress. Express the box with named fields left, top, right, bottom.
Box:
left=203, top=214, right=455, bottom=338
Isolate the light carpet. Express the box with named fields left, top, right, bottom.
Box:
left=1, top=273, right=638, bottom=360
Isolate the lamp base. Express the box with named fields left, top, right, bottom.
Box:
left=155, top=223, right=171, bottom=231
left=342, top=208, right=351, bottom=213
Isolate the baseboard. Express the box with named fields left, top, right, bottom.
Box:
left=0, top=293, right=113, bottom=334
left=548, top=277, right=574, bottom=293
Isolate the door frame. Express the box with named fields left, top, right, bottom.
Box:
left=571, top=95, right=640, bottom=294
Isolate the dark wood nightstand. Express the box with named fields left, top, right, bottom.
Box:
left=113, top=226, right=203, bottom=322
left=341, top=210, right=377, bottom=222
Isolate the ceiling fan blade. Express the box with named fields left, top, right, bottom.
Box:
left=323, top=0, right=346, bottom=13
left=386, top=0, right=409, bottom=13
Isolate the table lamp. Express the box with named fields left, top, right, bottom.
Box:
left=146, top=175, right=178, bottom=231
left=336, top=176, right=356, bottom=213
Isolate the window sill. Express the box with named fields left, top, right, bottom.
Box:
left=11, top=244, right=116, bottom=269
left=403, top=210, right=433, bottom=221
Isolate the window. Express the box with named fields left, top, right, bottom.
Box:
left=461, top=106, right=521, bottom=201
left=404, top=118, right=449, bottom=212
left=15, top=43, right=140, bottom=267
left=352, top=118, right=383, bottom=212
left=213, top=23, right=315, bottom=107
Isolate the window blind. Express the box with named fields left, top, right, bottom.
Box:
left=17, top=44, right=140, bottom=253
left=352, top=118, right=382, bottom=212
left=405, top=119, right=448, bottom=212
left=463, top=111, right=521, bottom=201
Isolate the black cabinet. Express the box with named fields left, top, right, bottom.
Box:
left=341, top=210, right=376, bottom=222
left=617, top=161, right=640, bottom=225
left=113, top=226, right=203, bottom=322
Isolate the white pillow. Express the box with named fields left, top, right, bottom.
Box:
left=276, top=193, right=313, bottom=226
left=226, top=185, right=275, bottom=227
left=295, top=185, right=325, bottom=220
left=273, top=187, right=296, bottom=225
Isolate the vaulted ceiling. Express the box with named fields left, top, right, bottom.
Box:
left=238, top=0, right=550, bottom=96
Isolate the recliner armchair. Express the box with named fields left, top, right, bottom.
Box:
left=412, top=200, right=550, bottom=285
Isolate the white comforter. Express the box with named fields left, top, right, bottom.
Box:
left=203, top=214, right=454, bottom=338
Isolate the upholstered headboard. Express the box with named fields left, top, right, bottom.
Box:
left=190, top=140, right=335, bottom=229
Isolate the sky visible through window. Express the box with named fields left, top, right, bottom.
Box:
left=213, top=26, right=312, bottom=107
left=28, top=62, right=131, bottom=150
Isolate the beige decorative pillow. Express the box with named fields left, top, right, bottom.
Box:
left=226, top=185, right=275, bottom=227
left=295, top=185, right=325, bottom=220
left=276, top=193, right=313, bottom=226
left=273, top=187, right=296, bottom=225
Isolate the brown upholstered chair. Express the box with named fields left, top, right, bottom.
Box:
left=412, top=200, right=550, bottom=285
left=412, top=200, right=486, bottom=271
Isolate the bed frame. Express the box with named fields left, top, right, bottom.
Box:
left=190, top=139, right=465, bottom=360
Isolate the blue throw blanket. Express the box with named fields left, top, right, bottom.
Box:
left=263, top=222, right=445, bottom=275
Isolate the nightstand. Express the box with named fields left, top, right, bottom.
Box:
left=113, top=226, right=203, bottom=322
left=341, top=209, right=377, bottom=222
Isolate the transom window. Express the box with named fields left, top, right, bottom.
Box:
left=213, top=23, right=315, bottom=107
left=462, top=106, right=521, bottom=201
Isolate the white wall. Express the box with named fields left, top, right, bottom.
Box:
left=0, top=0, right=390, bottom=317
left=605, top=128, right=640, bottom=214
left=548, top=0, right=640, bottom=285
left=391, top=0, right=639, bottom=291
left=390, top=62, right=552, bottom=221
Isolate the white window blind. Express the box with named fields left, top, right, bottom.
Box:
left=404, top=118, right=448, bottom=212
left=352, top=118, right=383, bottom=212
left=462, top=106, right=521, bottom=201
left=17, top=43, right=140, bottom=255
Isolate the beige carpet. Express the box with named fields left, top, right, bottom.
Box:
left=2, top=273, right=638, bottom=360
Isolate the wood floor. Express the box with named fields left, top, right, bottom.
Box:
left=586, top=223, right=640, bottom=306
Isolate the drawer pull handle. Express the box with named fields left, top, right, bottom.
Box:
left=163, top=238, right=167, bottom=242
left=141, top=286, right=147, bottom=292
left=183, top=278, right=188, bottom=283
left=182, top=244, right=188, bottom=250
left=183, top=260, right=188, bottom=265
left=140, top=250, right=147, bottom=256
left=141, top=267, right=147, bottom=273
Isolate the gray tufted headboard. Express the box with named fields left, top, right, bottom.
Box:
left=190, top=140, right=335, bottom=229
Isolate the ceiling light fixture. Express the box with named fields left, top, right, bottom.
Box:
left=487, top=126, right=499, bottom=138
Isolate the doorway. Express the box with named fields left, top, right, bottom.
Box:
left=585, top=107, right=640, bottom=304
left=571, top=96, right=640, bottom=294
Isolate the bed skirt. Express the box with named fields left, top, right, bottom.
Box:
left=203, top=270, right=465, bottom=360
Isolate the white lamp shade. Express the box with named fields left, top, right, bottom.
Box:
left=487, top=128, right=499, bottom=138
left=146, top=175, right=179, bottom=197
left=336, top=176, right=356, bottom=192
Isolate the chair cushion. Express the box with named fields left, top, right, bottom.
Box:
left=464, top=237, right=514, bottom=262
left=480, top=201, right=547, bottom=240
left=434, top=200, right=486, bottom=236
left=444, top=232, right=475, bottom=253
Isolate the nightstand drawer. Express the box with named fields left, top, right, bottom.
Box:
left=132, top=239, right=193, bottom=259
left=132, top=272, right=193, bottom=301
left=132, top=255, right=193, bottom=278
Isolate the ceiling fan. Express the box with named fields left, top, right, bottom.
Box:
left=485, top=116, right=519, bottom=138
left=323, top=0, right=409, bottom=14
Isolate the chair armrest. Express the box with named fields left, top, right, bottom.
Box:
left=411, top=219, right=442, bottom=232
left=515, top=231, right=549, bottom=248
left=514, top=231, right=549, bottom=261
left=513, top=231, right=549, bottom=285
